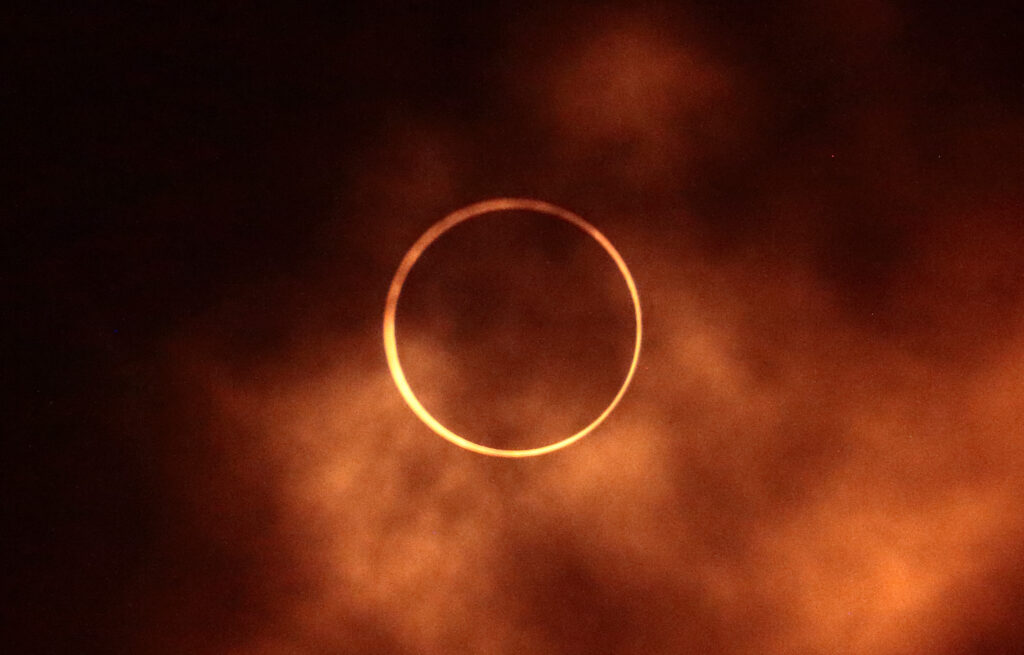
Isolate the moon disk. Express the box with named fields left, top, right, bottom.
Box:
left=383, top=198, right=642, bottom=457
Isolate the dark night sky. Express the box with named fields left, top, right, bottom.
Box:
left=6, top=2, right=1024, bottom=653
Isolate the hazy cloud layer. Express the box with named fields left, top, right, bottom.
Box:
left=125, top=3, right=1024, bottom=653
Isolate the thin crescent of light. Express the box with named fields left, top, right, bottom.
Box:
left=382, top=197, right=642, bottom=458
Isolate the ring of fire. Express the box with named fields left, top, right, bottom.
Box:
left=383, top=198, right=643, bottom=457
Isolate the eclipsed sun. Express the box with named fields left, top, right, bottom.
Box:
left=383, top=198, right=642, bottom=457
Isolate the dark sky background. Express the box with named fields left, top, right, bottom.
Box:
left=7, top=2, right=1024, bottom=653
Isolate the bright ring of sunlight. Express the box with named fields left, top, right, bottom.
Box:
left=382, top=197, right=643, bottom=458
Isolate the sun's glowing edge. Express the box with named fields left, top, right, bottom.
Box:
left=382, top=197, right=643, bottom=458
